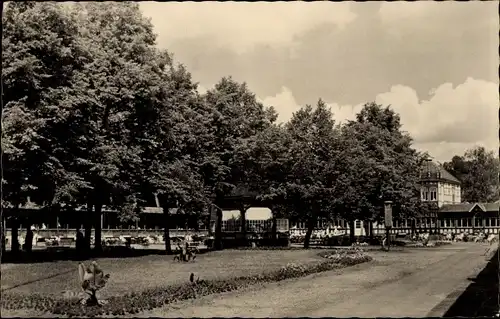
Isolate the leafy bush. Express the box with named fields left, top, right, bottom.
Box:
left=1, top=250, right=372, bottom=316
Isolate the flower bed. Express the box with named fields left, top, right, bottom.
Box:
left=1, top=250, right=372, bottom=317
left=317, top=247, right=373, bottom=265
left=405, top=240, right=451, bottom=248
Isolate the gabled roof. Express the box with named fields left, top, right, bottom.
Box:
left=469, top=203, right=486, bottom=212
left=420, top=160, right=461, bottom=185
left=440, top=202, right=499, bottom=213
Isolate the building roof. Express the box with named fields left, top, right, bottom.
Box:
left=440, top=202, right=499, bottom=213
left=419, top=160, right=461, bottom=185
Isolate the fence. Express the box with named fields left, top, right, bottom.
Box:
left=289, top=225, right=500, bottom=238
left=3, top=228, right=210, bottom=240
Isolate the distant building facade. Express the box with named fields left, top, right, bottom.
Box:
left=290, top=158, right=499, bottom=236
left=419, top=159, right=461, bottom=208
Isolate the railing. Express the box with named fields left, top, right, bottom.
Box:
left=3, top=228, right=210, bottom=239
left=289, top=225, right=500, bottom=237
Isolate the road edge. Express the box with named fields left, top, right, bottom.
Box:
left=426, top=249, right=497, bottom=317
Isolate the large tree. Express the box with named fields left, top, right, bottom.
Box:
left=233, top=122, right=291, bottom=242
left=2, top=2, right=91, bottom=252
left=283, top=100, right=343, bottom=248
left=133, top=60, right=207, bottom=254
left=339, top=102, right=424, bottom=241
left=65, top=2, right=182, bottom=252
left=198, top=77, right=277, bottom=249
left=443, top=146, right=499, bottom=203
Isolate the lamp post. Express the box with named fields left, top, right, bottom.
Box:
left=384, top=201, right=393, bottom=251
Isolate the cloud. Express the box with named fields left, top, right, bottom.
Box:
left=196, top=84, right=208, bottom=95
left=260, top=78, right=498, bottom=161
left=140, top=2, right=356, bottom=54
left=378, top=2, right=439, bottom=22
left=260, top=87, right=302, bottom=124
left=154, top=2, right=497, bottom=108
left=375, top=78, right=498, bottom=161
left=375, top=78, right=497, bottom=145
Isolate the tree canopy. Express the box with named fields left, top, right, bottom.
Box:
left=2, top=2, right=442, bottom=252
left=443, top=146, right=499, bottom=203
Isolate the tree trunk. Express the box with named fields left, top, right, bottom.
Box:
left=363, top=220, right=370, bottom=238
left=94, top=204, right=103, bottom=253
left=271, top=213, right=278, bottom=245
left=303, top=216, right=317, bottom=249
left=1, top=215, right=6, bottom=255
left=193, top=215, right=200, bottom=231
left=349, top=220, right=355, bottom=244
left=239, top=204, right=247, bottom=247
left=24, top=222, right=33, bottom=252
left=411, top=218, right=416, bottom=237
left=162, top=206, right=172, bottom=254
left=369, top=221, right=374, bottom=241
left=11, top=218, right=20, bottom=253
left=214, top=207, right=223, bottom=251
left=84, top=203, right=93, bottom=254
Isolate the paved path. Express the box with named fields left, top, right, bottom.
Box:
left=143, top=243, right=493, bottom=318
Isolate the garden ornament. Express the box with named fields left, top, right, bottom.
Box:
left=77, top=261, right=110, bottom=306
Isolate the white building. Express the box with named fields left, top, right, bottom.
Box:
left=419, top=159, right=461, bottom=208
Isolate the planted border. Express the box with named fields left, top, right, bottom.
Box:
left=1, top=250, right=372, bottom=317
left=405, top=241, right=452, bottom=248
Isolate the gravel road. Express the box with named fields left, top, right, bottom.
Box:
left=141, top=243, right=493, bottom=318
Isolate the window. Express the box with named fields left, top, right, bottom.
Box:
left=492, top=218, right=497, bottom=227
left=430, top=188, right=437, bottom=201
left=486, top=219, right=491, bottom=227
left=466, top=218, right=472, bottom=227
left=439, top=219, right=444, bottom=227
left=475, top=218, right=483, bottom=227
left=457, top=219, right=462, bottom=227
left=355, top=220, right=361, bottom=228
left=421, top=188, right=428, bottom=201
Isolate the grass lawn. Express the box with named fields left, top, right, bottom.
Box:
left=1, top=249, right=329, bottom=299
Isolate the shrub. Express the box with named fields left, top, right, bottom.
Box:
left=1, top=251, right=372, bottom=316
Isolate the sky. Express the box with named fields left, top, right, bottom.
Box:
left=139, top=1, right=498, bottom=163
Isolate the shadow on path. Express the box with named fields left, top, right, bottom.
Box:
left=0, top=268, right=75, bottom=292
left=443, top=249, right=499, bottom=317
